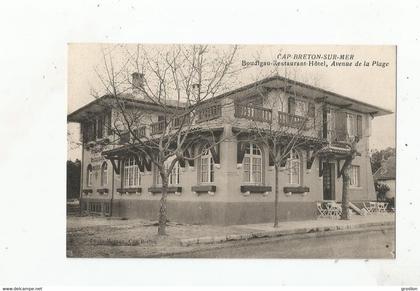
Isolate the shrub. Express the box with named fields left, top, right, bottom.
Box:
left=375, top=181, right=390, bottom=201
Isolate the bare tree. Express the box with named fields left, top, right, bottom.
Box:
left=86, top=44, right=242, bottom=235
left=234, top=72, right=325, bottom=227
left=338, top=138, right=360, bottom=220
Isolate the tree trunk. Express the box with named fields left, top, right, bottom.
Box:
left=274, top=165, right=279, bottom=228
left=341, top=161, right=351, bottom=220
left=158, top=178, right=169, bottom=235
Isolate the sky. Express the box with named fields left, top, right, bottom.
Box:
left=67, top=44, right=396, bottom=161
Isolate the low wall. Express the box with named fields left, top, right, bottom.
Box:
left=111, top=199, right=317, bottom=225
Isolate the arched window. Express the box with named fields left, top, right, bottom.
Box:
left=123, top=157, right=140, bottom=188
left=101, top=162, right=108, bottom=186
left=243, top=143, right=262, bottom=184
left=87, top=164, right=93, bottom=187
left=288, top=150, right=301, bottom=185
left=200, top=149, right=214, bottom=183
left=156, top=155, right=180, bottom=185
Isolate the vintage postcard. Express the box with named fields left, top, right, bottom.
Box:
left=67, top=44, right=395, bottom=258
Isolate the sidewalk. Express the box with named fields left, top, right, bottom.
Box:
left=179, top=214, right=395, bottom=246
left=67, top=213, right=394, bottom=257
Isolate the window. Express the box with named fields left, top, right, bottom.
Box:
left=156, top=155, right=180, bottom=185
left=123, top=157, right=141, bottom=188
left=287, top=150, right=301, bottom=185
left=346, top=113, right=357, bottom=137
left=349, top=165, right=360, bottom=187
left=200, top=149, right=214, bottom=183
left=243, top=143, right=262, bottom=184
left=101, top=162, right=108, bottom=186
left=294, top=99, right=307, bottom=117
left=327, top=110, right=335, bottom=132
left=87, top=164, right=93, bottom=187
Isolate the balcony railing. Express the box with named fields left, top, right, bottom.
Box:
left=150, top=115, right=193, bottom=134
left=278, top=111, right=308, bottom=129
left=150, top=120, right=166, bottom=135
left=133, top=126, right=146, bottom=137
left=173, top=114, right=192, bottom=129
left=234, top=103, right=272, bottom=123
left=196, top=102, right=222, bottom=123
left=327, top=129, right=354, bottom=144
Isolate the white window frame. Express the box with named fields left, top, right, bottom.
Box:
left=87, top=164, right=93, bottom=187
left=123, top=157, right=141, bottom=188
left=200, top=149, right=214, bottom=184
left=156, top=155, right=180, bottom=186
left=101, top=162, right=108, bottom=186
left=349, top=165, right=360, bottom=188
left=287, top=150, right=301, bottom=185
left=243, top=143, right=263, bottom=184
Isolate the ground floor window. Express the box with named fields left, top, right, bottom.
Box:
left=243, top=143, right=262, bottom=184
left=87, top=164, right=93, bottom=187
left=156, top=155, right=180, bottom=185
left=349, top=165, right=360, bottom=187
left=101, top=162, right=108, bottom=186
left=287, top=150, right=301, bottom=185
left=200, top=149, right=214, bottom=183
left=123, top=157, right=141, bottom=188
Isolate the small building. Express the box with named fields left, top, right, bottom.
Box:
left=67, top=75, right=392, bottom=225
left=373, top=155, right=396, bottom=199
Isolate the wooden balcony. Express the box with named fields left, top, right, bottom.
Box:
left=278, top=111, right=308, bottom=129
left=196, top=102, right=222, bottom=123
left=133, top=126, right=146, bottom=137
left=150, top=120, right=165, bottom=135
left=234, top=103, right=272, bottom=123
left=173, top=114, right=192, bottom=129
left=150, top=115, right=191, bottom=135
left=327, top=129, right=353, bottom=144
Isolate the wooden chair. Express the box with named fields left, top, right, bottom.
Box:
left=363, top=202, right=374, bottom=214
left=325, top=202, right=339, bottom=219
left=317, top=202, right=328, bottom=218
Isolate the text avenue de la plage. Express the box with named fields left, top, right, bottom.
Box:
left=242, top=53, right=390, bottom=68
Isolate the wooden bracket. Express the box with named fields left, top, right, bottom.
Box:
left=337, top=159, right=341, bottom=178
left=306, top=149, right=315, bottom=170
left=110, top=158, right=121, bottom=175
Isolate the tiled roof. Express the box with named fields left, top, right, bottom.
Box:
left=318, top=144, right=351, bottom=155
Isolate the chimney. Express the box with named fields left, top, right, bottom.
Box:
left=192, top=83, right=200, bottom=101
left=132, top=72, right=144, bottom=93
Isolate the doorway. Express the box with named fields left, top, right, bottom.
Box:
left=323, top=162, right=336, bottom=200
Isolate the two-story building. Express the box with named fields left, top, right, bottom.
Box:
left=67, top=75, right=392, bottom=225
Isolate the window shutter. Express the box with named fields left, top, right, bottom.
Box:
left=322, top=108, right=328, bottom=139
left=82, top=123, right=88, bottom=143
left=308, top=103, right=315, bottom=118
left=268, top=154, right=274, bottom=167
left=288, top=97, right=296, bottom=114
left=178, top=157, right=186, bottom=168
left=106, top=112, right=112, bottom=135
left=237, top=142, right=246, bottom=164
left=93, top=120, right=97, bottom=140
left=356, top=115, right=362, bottom=138
left=182, top=145, right=195, bottom=168
left=142, top=154, right=152, bottom=172
left=120, top=132, right=130, bottom=144
left=97, top=115, right=104, bottom=139
left=209, top=144, right=220, bottom=164
left=335, top=111, right=347, bottom=141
